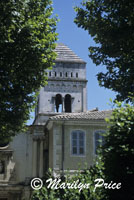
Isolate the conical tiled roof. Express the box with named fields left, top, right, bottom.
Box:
left=55, top=43, right=86, bottom=63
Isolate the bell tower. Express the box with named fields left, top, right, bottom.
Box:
left=34, top=43, right=87, bottom=124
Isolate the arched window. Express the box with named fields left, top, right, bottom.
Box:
left=55, top=94, right=62, bottom=113
left=71, top=130, right=85, bottom=155
left=60, top=72, right=62, bottom=77
left=55, top=72, right=57, bottom=77
left=76, top=73, right=78, bottom=78
left=64, top=94, right=71, bottom=112
left=94, top=130, right=105, bottom=154
left=49, top=71, right=51, bottom=77
left=65, top=72, right=68, bottom=77
left=71, top=72, right=73, bottom=77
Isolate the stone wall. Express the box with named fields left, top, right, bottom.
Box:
left=36, top=61, right=87, bottom=116
left=49, top=121, right=107, bottom=172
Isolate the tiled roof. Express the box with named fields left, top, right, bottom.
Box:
left=55, top=43, right=86, bottom=63
left=49, top=110, right=112, bottom=121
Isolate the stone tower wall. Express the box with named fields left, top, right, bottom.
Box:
left=37, top=61, right=87, bottom=115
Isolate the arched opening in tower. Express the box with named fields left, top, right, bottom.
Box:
left=65, top=94, right=71, bottom=113
left=55, top=94, right=62, bottom=113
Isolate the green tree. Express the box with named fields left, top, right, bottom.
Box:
left=74, top=0, right=134, bottom=102
left=31, top=168, right=104, bottom=200
left=0, top=0, right=57, bottom=144
left=100, top=103, right=134, bottom=200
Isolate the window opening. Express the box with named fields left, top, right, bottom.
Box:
left=76, top=73, right=78, bottom=78
left=64, top=94, right=71, bottom=112
left=55, top=94, right=62, bottom=113
left=71, top=130, right=85, bottom=155
left=94, top=130, right=105, bottom=154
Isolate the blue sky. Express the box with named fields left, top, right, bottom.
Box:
left=53, top=0, right=116, bottom=110
left=27, top=0, right=116, bottom=125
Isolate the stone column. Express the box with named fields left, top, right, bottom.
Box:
left=32, top=139, right=37, bottom=177
left=83, top=84, right=87, bottom=111
left=52, top=97, right=55, bottom=112
left=62, top=97, right=65, bottom=112
left=71, top=97, right=74, bottom=112
left=39, top=140, right=44, bottom=177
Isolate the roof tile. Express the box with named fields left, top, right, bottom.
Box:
left=55, top=43, right=86, bottom=63
left=49, top=110, right=112, bottom=121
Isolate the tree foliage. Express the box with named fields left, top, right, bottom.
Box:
left=101, top=103, right=134, bottom=200
left=0, top=0, right=57, bottom=143
left=74, top=0, right=134, bottom=102
left=31, top=168, right=104, bottom=200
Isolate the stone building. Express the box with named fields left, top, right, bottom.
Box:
left=0, top=43, right=111, bottom=199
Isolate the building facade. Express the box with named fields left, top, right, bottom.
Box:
left=0, top=43, right=111, bottom=199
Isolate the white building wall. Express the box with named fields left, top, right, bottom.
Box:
left=10, top=133, right=33, bottom=183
